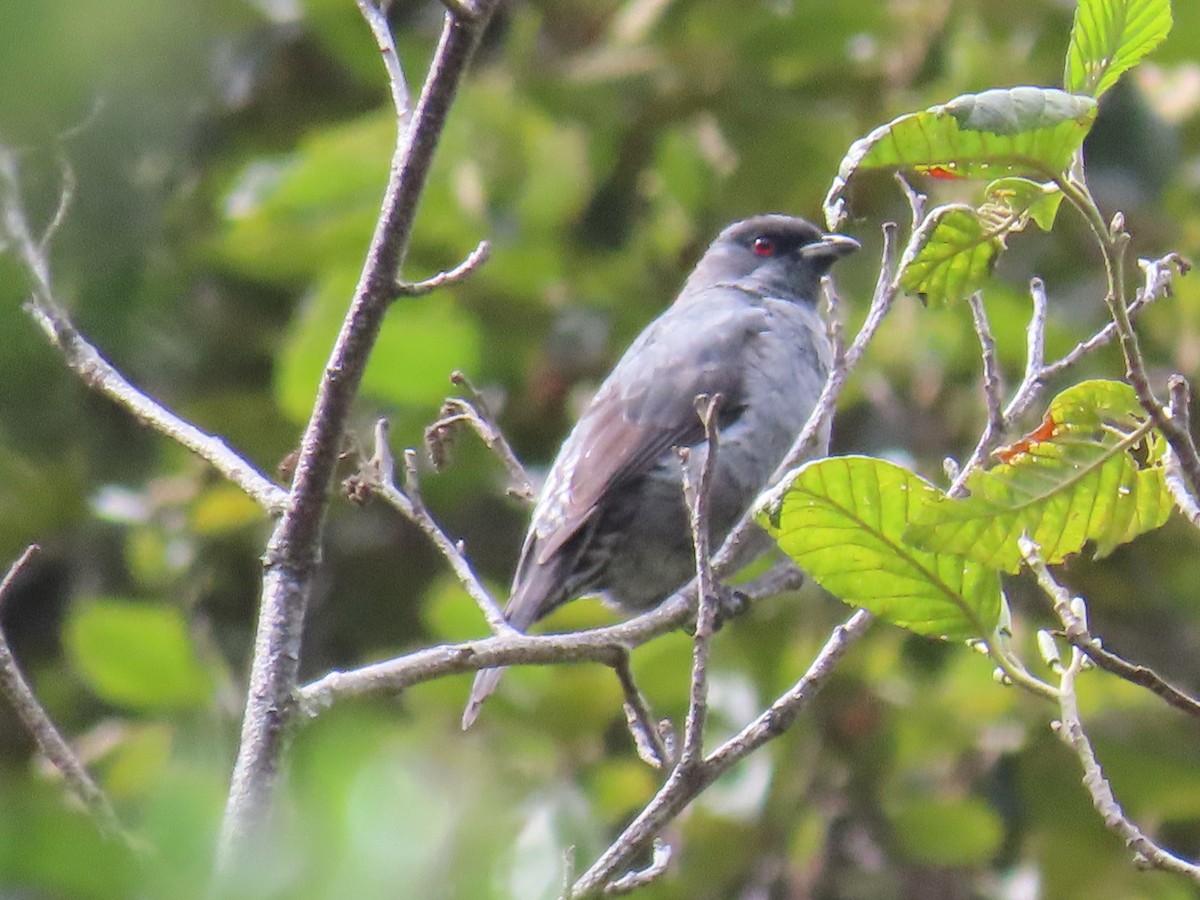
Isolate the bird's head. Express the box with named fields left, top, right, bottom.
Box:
left=684, top=214, right=859, bottom=302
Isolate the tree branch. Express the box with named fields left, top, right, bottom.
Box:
left=570, top=609, right=874, bottom=897
left=426, top=370, right=535, bottom=501
left=351, top=418, right=515, bottom=634
left=216, top=0, right=501, bottom=873
left=678, top=393, right=723, bottom=772
left=0, top=546, right=132, bottom=847
left=0, top=150, right=287, bottom=515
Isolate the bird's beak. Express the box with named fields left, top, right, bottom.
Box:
left=800, top=233, right=860, bottom=260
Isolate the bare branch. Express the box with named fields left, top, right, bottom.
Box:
left=394, top=239, right=490, bottom=298
left=1055, top=641, right=1200, bottom=881
left=1165, top=376, right=1200, bottom=530
left=744, top=220, right=899, bottom=562
left=678, top=394, right=723, bottom=771
left=218, top=1, right=502, bottom=871
left=949, top=262, right=1177, bottom=497
left=571, top=609, right=874, bottom=898
left=355, top=418, right=514, bottom=635
left=426, top=370, right=534, bottom=500
left=602, top=839, right=671, bottom=896
left=297, top=557, right=813, bottom=716
left=356, top=0, right=411, bottom=121
left=613, top=651, right=672, bottom=770
left=0, top=546, right=132, bottom=847
left=1021, top=538, right=1200, bottom=719
left=0, top=149, right=288, bottom=515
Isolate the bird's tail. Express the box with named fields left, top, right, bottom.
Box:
left=460, top=559, right=563, bottom=730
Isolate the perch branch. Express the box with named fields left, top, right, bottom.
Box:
left=678, top=393, right=723, bottom=771
left=0, top=546, right=132, bottom=847
left=217, top=0, right=501, bottom=872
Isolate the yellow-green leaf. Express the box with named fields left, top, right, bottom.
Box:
left=759, top=456, right=1001, bottom=641
left=1065, top=0, right=1173, bottom=98
left=896, top=205, right=1003, bottom=307
left=907, top=380, right=1172, bottom=572
left=825, top=88, right=1096, bottom=229
left=66, top=599, right=213, bottom=711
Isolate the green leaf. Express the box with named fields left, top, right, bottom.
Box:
left=907, top=380, right=1172, bottom=572
left=759, top=456, right=1001, bottom=641
left=216, top=112, right=393, bottom=284
left=66, top=599, right=212, bottom=711
left=896, top=205, right=1004, bottom=307
left=825, top=88, right=1097, bottom=229
left=984, top=176, right=1065, bottom=231
left=1065, top=0, right=1173, bottom=98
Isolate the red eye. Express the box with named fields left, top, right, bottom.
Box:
left=752, top=236, right=775, bottom=257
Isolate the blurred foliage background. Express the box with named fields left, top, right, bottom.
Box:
left=1, top=0, right=1200, bottom=897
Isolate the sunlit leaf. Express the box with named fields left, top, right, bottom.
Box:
left=825, top=88, right=1097, bottom=229
left=66, top=599, right=212, bottom=711
left=759, top=456, right=1001, bottom=641
left=896, top=205, right=1003, bottom=307
left=217, top=113, right=393, bottom=283
left=907, top=380, right=1172, bottom=572
left=1065, top=0, right=1173, bottom=98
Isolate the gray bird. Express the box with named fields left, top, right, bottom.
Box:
left=462, top=215, right=858, bottom=729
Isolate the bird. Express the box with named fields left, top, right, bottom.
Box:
left=462, top=214, right=858, bottom=729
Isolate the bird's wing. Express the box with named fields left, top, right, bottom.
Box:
left=530, top=294, right=766, bottom=565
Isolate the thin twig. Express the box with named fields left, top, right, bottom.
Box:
left=571, top=609, right=874, bottom=898
left=822, top=273, right=846, bottom=364
left=360, top=419, right=514, bottom=634
left=0, top=151, right=287, bottom=515
left=678, top=394, right=723, bottom=771
left=356, top=0, right=411, bottom=121
left=394, top=239, right=490, bottom=298
left=426, top=370, right=534, bottom=500
left=1056, top=643, right=1200, bottom=881
left=613, top=651, right=672, bottom=769
left=440, top=0, right=486, bottom=21
left=1021, top=538, right=1200, bottom=718
left=0, top=546, right=132, bottom=847
left=39, top=155, right=76, bottom=254
left=602, top=840, right=672, bottom=896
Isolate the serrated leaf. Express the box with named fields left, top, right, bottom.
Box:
left=1065, top=0, right=1173, bottom=98
left=907, top=380, right=1172, bottom=572
left=825, top=88, right=1097, bottom=229
left=759, top=456, right=1001, bottom=641
left=896, top=205, right=1003, bottom=307
left=66, top=599, right=213, bottom=711
left=984, top=177, right=1065, bottom=231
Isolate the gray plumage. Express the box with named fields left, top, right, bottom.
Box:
left=462, top=215, right=858, bottom=729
